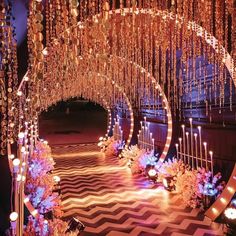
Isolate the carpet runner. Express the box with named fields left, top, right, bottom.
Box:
left=53, top=143, right=223, bottom=236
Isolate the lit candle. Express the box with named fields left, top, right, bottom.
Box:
left=198, top=126, right=203, bottom=167
left=189, top=118, right=194, bottom=158
left=186, top=132, right=190, bottom=165
left=182, top=125, right=186, bottom=163
left=179, top=138, right=182, bottom=161
left=194, top=133, right=198, bottom=168
left=209, top=151, right=213, bottom=176
left=175, top=144, right=179, bottom=159
left=203, top=142, right=207, bottom=170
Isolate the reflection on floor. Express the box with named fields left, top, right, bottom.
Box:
left=53, top=144, right=223, bottom=236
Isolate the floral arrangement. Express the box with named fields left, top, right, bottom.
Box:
left=121, top=145, right=145, bottom=174
left=24, top=140, right=81, bottom=235
left=138, top=150, right=158, bottom=170
left=197, top=168, right=225, bottom=197
left=25, top=141, right=61, bottom=216
left=24, top=216, right=80, bottom=236
left=121, top=145, right=158, bottom=174
left=157, top=158, right=225, bottom=209
left=175, top=168, right=225, bottom=208
left=157, top=158, right=186, bottom=185
left=98, top=136, right=125, bottom=157
left=175, top=169, right=202, bottom=208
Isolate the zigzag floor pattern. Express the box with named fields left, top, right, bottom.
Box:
left=53, top=143, right=224, bottom=236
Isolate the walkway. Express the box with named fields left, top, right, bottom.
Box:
left=53, top=143, right=223, bottom=236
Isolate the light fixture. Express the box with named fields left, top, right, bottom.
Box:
left=147, top=169, right=157, bottom=180
left=53, top=176, right=61, bottom=183
left=9, top=154, right=15, bottom=159
left=227, top=186, right=234, bottom=193
left=162, top=176, right=175, bottom=191
left=31, top=209, right=38, bottom=217
left=13, top=158, right=20, bottom=167
left=9, top=212, right=18, bottom=222
left=17, top=174, right=22, bottom=182
left=18, top=132, right=24, bottom=139
left=225, top=207, right=236, bottom=220
left=65, top=217, right=85, bottom=233
left=17, top=91, right=22, bottom=96
left=24, top=197, right=30, bottom=203
left=212, top=207, right=218, bottom=214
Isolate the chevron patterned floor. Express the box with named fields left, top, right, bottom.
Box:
left=53, top=143, right=224, bottom=236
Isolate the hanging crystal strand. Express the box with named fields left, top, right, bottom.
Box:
left=229, top=68, right=233, bottom=112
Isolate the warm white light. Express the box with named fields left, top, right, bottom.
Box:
left=148, top=169, right=157, bottom=177
left=21, top=146, right=26, bottom=153
left=17, top=91, right=22, bottom=96
left=44, top=220, right=48, bottom=224
left=163, top=178, right=168, bottom=188
left=31, top=209, right=38, bottom=217
left=10, top=212, right=18, bottom=222
left=13, top=158, right=20, bottom=166
left=18, top=132, right=24, bottom=139
left=9, top=154, right=15, bottom=159
left=227, top=186, right=234, bottom=193
left=43, top=50, right=48, bottom=56
left=17, top=174, right=22, bottom=181
left=225, top=207, right=236, bottom=220
left=99, top=137, right=103, bottom=141
left=212, top=208, right=218, bottom=214
left=24, top=76, right=29, bottom=81
left=24, top=197, right=30, bottom=203
left=220, top=197, right=227, bottom=204
left=53, top=176, right=61, bottom=183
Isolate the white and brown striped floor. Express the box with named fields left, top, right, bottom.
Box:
left=53, top=143, right=224, bottom=236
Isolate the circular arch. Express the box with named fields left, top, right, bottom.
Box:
left=18, top=7, right=235, bottom=166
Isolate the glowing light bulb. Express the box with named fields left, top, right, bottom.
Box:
left=13, top=158, right=20, bottom=166
left=220, top=197, right=227, bottom=204
left=21, top=146, right=26, bottom=153
left=9, top=154, right=15, bottom=159
left=17, top=174, right=22, bottom=181
left=24, top=197, right=30, bottom=203
left=148, top=169, right=157, bottom=177
left=17, top=91, right=22, bottom=96
left=212, top=208, right=218, bottom=214
left=43, top=50, right=48, bottom=56
left=31, top=209, right=38, bottom=217
left=18, top=132, right=24, bottom=139
left=53, top=176, right=61, bottom=183
left=225, top=207, right=236, bottom=220
left=227, top=186, right=234, bottom=193
left=10, top=212, right=18, bottom=222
